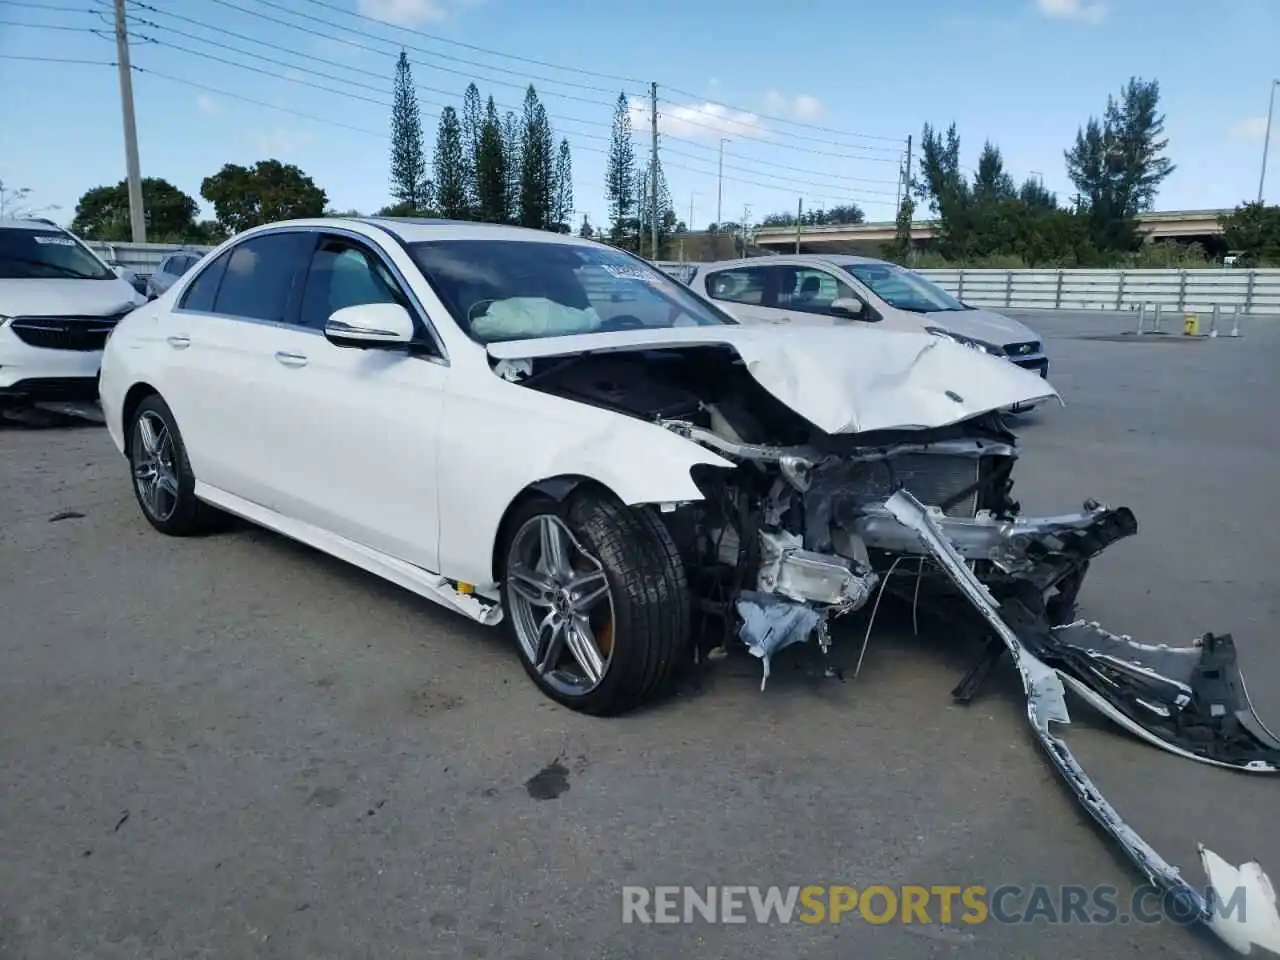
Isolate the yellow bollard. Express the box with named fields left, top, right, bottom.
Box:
left=1183, top=314, right=1200, bottom=336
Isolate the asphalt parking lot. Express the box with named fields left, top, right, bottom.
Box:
left=2, top=309, right=1278, bottom=959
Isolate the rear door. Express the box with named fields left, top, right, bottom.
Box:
left=160, top=230, right=315, bottom=507
left=698, top=264, right=778, bottom=323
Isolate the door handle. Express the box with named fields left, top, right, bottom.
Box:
left=274, top=351, right=308, bottom=368
left=166, top=335, right=190, bottom=349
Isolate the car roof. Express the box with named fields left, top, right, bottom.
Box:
left=692, top=253, right=891, bottom=272
left=247, top=216, right=606, bottom=249
left=0, top=218, right=67, bottom=232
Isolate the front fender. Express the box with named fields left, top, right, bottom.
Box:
left=434, top=378, right=734, bottom=590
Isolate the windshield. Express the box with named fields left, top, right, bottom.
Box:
left=408, top=239, right=737, bottom=343
left=0, top=228, right=116, bottom=281
left=840, top=261, right=969, bottom=313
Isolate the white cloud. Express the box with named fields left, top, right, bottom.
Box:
left=762, top=89, right=825, bottom=120
left=251, top=128, right=314, bottom=156
left=195, top=94, right=219, bottom=115
left=1230, top=116, right=1272, bottom=140
left=357, top=0, right=478, bottom=26
left=630, top=97, right=766, bottom=141
left=1034, top=0, right=1108, bottom=25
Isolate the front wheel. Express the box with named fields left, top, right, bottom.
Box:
left=499, top=487, right=690, bottom=716
left=128, top=394, right=221, bottom=536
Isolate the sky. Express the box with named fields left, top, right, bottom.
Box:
left=1, top=0, right=1278, bottom=233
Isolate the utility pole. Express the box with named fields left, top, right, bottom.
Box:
left=795, top=198, right=802, bottom=253
left=1258, top=80, right=1279, bottom=203
left=741, top=203, right=750, bottom=257
left=717, top=138, right=728, bottom=228
left=114, top=0, right=146, bottom=243
left=649, top=82, right=659, bottom=260
left=903, top=134, right=913, bottom=204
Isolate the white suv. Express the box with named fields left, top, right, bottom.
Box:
left=0, top=219, right=145, bottom=405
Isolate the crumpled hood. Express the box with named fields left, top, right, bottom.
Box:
left=934, top=308, right=1040, bottom=347
left=0, top=277, right=143, bottom=318
left=486, top=324, right=1060, bottom=435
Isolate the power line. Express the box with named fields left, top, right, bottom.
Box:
left=0, top=19, right=100, bottom=31
left=664, top=84, right=904, bottom=145
left=0, top=1, right=92, bottom=10
left=0, top=53, right=115, bottom=65
left=131, top=0, right=899, bottom=152
left=287, top=0, right=903, bottom=149
left=290, top=0, right=646, bottom=86
left=184, top=0, right=629, bottom=104
left=122, top=39, right=892, bottom=206
left=661, top=135, right=900, bottom=187
left=122, top=8, right=622, bottom=113
left=133, top=65, right=387, bottom=137
left=654, top=98, right=902, bottom=159
left=9, top=17, right=896, bottom=209
left=123, top=17, right=898, bottom=171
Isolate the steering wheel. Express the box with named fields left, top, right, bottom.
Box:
left=600, top=314, right=646, bottom=331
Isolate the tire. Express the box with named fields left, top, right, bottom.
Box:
left=498, top=486, right=691, bottom=716
left=127, top=393, right=221, bottom=537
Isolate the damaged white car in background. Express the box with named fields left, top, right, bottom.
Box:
left=98, top=219, right=1280, bottom=955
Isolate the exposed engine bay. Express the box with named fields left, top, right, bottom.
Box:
left=498, top=343, right=1280, bottom=955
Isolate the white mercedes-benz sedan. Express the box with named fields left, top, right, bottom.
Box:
left=97, top=217, right=1280, bottom=952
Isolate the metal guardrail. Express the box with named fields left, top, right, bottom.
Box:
left=653, top=262, right=1280, bottom=316
left=78, top=243, right=1280, bottom=316
left=85, top=240, right=215, bottom=279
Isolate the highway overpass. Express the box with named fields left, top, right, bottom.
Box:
left=753, top=208, right=1231, bottom=254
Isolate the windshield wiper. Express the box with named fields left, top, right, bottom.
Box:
left=4, top=258, right=103, bottom=280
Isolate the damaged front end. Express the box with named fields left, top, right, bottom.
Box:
left=512, top=341, right=1280, bottom=954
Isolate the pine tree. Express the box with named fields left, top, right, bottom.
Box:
left=1065, top=77, right=1175, bottom=253
left=578, top=214, right=594, bottom=239
left=518, top=85, right=554, bottom=230
left=550, top=138, right=574, bottom=233
left=637, top=156, right=673, bottom=256
left=433, top=107, right=468, bottom=219
left=502, top=110, right=522, bottom=224
left=605, top=91, right=636, bottom=248
left=460, top=82, right=483, bottom=218
left=389, top=51, right=429, bottom=213
left=475, top=97, right=508, bottom=223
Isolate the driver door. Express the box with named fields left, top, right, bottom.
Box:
left=262, top=233, right=449, bottom=572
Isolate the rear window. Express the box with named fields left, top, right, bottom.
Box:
left=0, top=228, right=115, bottom=281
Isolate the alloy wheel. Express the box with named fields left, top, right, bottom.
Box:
left=131, top=410, right=180, bottom=523
left=506, top=514, right=616, bottom=696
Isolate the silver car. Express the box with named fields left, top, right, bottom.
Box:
left=684, top=254, right=1049, bottom=379
left=144, top=250, right=202, bottom=300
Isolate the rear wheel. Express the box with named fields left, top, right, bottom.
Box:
left=128, top=394, right=221, bottom=536
left=499, top=487, right=690, bottom=716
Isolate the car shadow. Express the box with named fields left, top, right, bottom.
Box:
left=0, top=402, right=106, bottom=429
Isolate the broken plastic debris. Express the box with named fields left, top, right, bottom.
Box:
left=735, top=591, right=822, bottom=690
left=882, top=487, right=1280, bottom=956
left=1201, top=845, right=1280, bottom=955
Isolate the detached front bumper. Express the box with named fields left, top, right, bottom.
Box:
left=883, top=489, right=1280, bottom=956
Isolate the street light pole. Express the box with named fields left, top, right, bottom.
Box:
left=1257, top=80, right=1279, bottom=204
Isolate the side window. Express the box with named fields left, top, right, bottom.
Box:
left=177, top=248, right=232, bottom=313
left=212, top=232, right=314, bottom=323
left=298, top=237, right=406, bottom=331
left=704, top=267, right=766, bottom=306
left=157, top=256, right=173, bottom=275
left=173, top=255, right=194, bottom=275
left=776, top=267, right=853, bottom=316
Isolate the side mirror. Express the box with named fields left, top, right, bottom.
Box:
left=830, top=296, right=867, bottom=319
left=325, top=302, right=415, bottom=348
